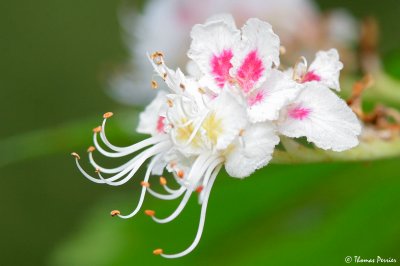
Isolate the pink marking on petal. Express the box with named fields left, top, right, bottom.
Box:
left=301, top=71, right=321, bottom=83
left=247, top=90, right=265, bottom=106
left=210, top=49, right=233, bottom=88
left=156, top=116, right=166, bottom=133
left=236, top=50, right=264, bottom=93
left=288, top=107, right=311, bottom=120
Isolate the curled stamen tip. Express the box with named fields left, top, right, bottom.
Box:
left=159, top=176, right=167, bottom=186
left=110, top=210, right=120, bottom=217
left=196, top=186, right=204, bottom=193
left=151, top=80, right=158, bottom=89
left=153, top=249, right=163, bottom=255
left=103, top=112, right=113, bottom=119
left=145, top=210, right=155, bottom=217
left=177, top=170, right=184, bottom=179
left=71, top=152, right=80, bottom=160
left=95, top=168, right=101, bottom=174
left=140, top=181, right=150, bottom=188
left=93, top=126, right=102, bottom=133
left=87, top=146, right=95, bottom=153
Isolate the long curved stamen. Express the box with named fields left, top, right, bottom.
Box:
left=88, top=149, right=146, bottom=174
left=151, top=189, right=193, bottom=224
left=99, top=115, right=168, bottom=152
left=198, top=157, right=224, bottom=203
left=97, top=142, right=171, bottom=185
left=147, top=186, right=186, bottom=200
left=161, top=177, right=181, bottom=194
left=93, top=131, right=168, bottom=158
left=94, top=142, right=166, bottom=183
left=72, top=153, right=104, bottom=184
left=158, top=164, right=222, bottom=259
left=116, top=154, right=162, bottom=219
left=184, top=154, right=214, bottom=189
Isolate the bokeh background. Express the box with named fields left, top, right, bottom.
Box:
left=1, top=0, right=400, bottom=265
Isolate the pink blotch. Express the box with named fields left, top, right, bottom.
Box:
left=156, top=116, right=166, bottom=133
left=247, top=90, right=265, bottom=106
left=301, top=71, right=321, bottom=83
left=210, top=49, right=234, bottom=88
left=288, top=107, right=311, bottom=120
left=236, top=50, right=264, bottom=93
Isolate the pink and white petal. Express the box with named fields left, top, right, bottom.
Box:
left=277, top=83, right=361, bottom=152
left=307, top=49, right=343, bottom=91
left=247, top=69, right=302, bottom=123
left=137, top=90, right=168, bottom=135
left=231, top=18, right=280, bottom=93
left=188, top=17, right=240, bottom=88
left=225, top=122, right=280, bottom=179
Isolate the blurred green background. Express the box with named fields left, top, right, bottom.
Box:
left=1, top=0, right=400, bottom=265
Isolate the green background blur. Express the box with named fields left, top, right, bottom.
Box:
left=1, top=0, right=400, bottom=265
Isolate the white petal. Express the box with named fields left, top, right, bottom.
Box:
left=231, top=18, right=280, bottom=93
left=247, top=69, right=302, bottom=122
left=225, top=122, right=280, bottom=178
left=201, top=89, right=247, bottom=151
left=137, top=90, right=167, bottom=135
left=188, top=18, right=240, bottom=88
left=307, top=49, right=343, bottom=91
left=277, top=83, right=361, bottom=152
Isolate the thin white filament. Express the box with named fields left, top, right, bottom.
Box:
left=95, top=142, right=167, bottom=183
left=161, top=164, right=222, bottom=259
left=147, top=186, right=186, bottom=200
left=100, top=118, right=168, bottom=152
left=93, top=132, right=168, bottom=158
left=117, top=154, right=162, bottom=219
left=151, top=189, right=193, bottom=224
left=97, top=142, right=171, bottom=186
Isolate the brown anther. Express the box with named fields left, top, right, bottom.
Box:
left=159, top=176, right=167, bottom=186
left=87, top=146, right=95, bottom=153
left=180, top=83, right=186, bottom=90
left=279, top=46, right=286, bottom=55
left=71, top=152, right=80, bottom=160
left=153, top=249, right=163, bottom=255
left=162, top=73, right=167, bottom=80
left=150, top=51, right=164, bottom=59
left=239, top=129, right=245, bottom=136
left=93, top=126, right=102, bottom=133
left=151, top=80, right=158, bottom=89
left=198, top=87, right=206, bottom=94
left=177, top=170, right=184, bottom=179
left=151, top=51, right=164, bottom=65
left=145, top=210, right=155, bottom=217
left=110, top=210, right=120, bottom=217
left=167, top=99, right=173, bottom=107
left=103, top=112, right=113, bottom=119
left=95, top=168, right=101, bottom=174
left=196, top=186, right=204, bottom=193
left=140, top=181, right=150, bottom=188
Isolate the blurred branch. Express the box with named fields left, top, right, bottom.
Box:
left=273, top=136, right=400, bottom=164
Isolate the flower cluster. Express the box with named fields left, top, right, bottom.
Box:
left=73, top=14, right=361, bottom=258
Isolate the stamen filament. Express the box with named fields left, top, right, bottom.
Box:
left=160, top=165, right=221, bottom=259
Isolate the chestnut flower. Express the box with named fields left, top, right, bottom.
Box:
left=73, top=14, right=361, bottom=258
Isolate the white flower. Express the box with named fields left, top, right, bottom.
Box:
left=73, top=14, right=361, bottom=259
left=278, top=50, right=361, bottom=151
